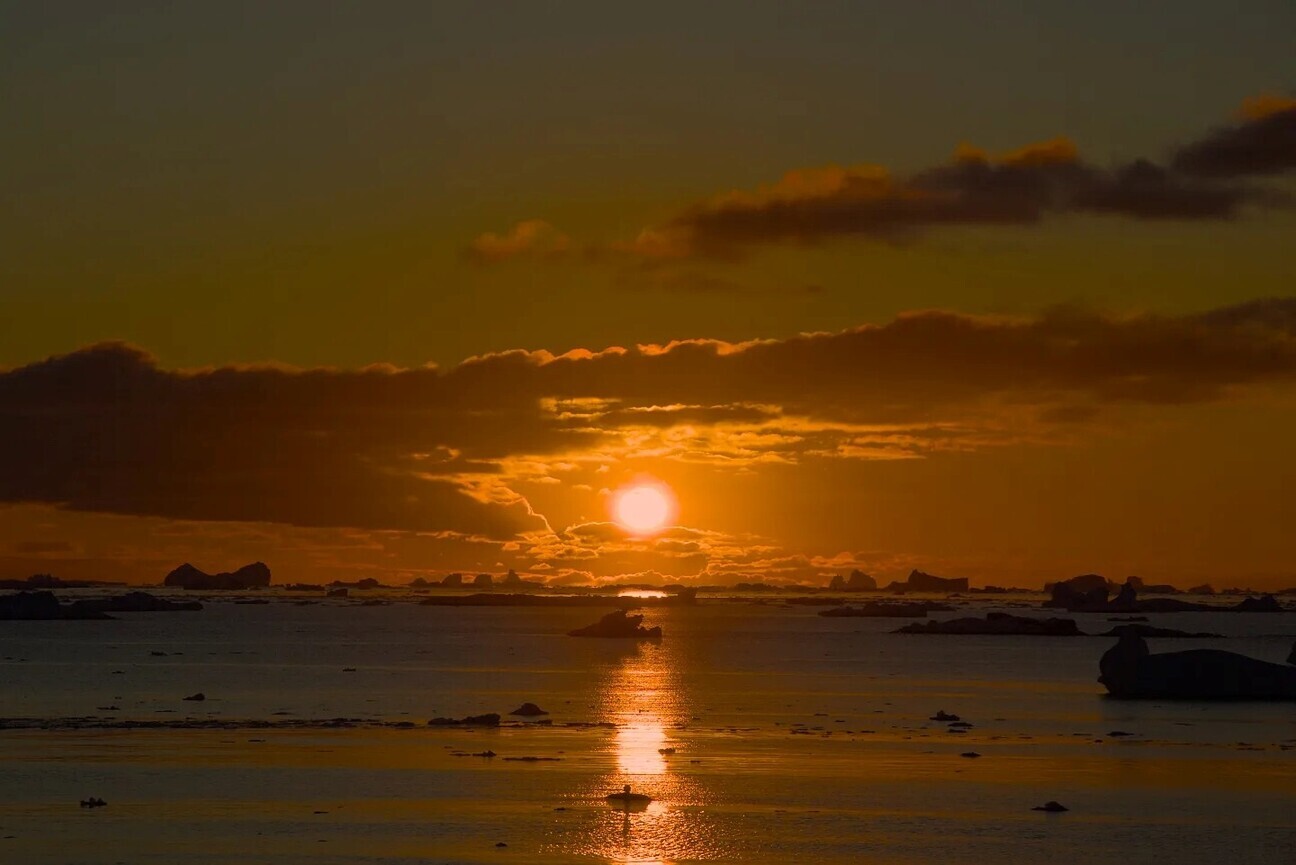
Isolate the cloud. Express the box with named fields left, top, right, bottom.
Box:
left=1172, top=95, right=1296, bottom=178
left=0, top=343, right=549, bottom=539
left=475, top=97, right=1294, bottom=260
left=663, top=139, right=1262, bottom=257
left=5, top=298, right=1296, bottom=537
left=465, top=219, right=571, bottom=262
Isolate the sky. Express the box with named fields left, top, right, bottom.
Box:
left=2, top=1, right=1295, bottom=588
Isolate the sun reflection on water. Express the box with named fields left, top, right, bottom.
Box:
left=616, top=719, right=669, bottom=776
left=593, top=639, right=685, bottom=794
left=560, top=625, right=726, bottom=863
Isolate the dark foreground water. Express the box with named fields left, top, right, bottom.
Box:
left=2, top=597, right=1294, bottom=864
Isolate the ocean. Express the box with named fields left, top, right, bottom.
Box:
left=2, top=596, right=1294, bottom=864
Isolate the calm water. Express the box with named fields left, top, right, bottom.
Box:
left=2, top=597, right=1295, bottom=864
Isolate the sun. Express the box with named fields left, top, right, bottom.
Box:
left=611, top=482, right=676, bottom=535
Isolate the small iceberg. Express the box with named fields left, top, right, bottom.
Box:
left=605, top=785, right=652, bottom=810
left=569, top=610, right=662, bottom=639
left=1099, top=631, right=1296, bottom=700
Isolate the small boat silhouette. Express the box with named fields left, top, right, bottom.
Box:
left=605, top=784, right=652, bottom=809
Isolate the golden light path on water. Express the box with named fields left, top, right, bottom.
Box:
left=566, top=624, right=725, bottom=864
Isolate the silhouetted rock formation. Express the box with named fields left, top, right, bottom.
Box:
left=1188, top=583, right=1215, bottom=595
left=828, top=570, right=877, bottom=591
left=672, top=587, right=699, bottom=604
left=1033, top=801, right=1069, bottom=812
left=1099, top=624, right=1222, bottom=639
left=848, top=570, right=877, bottom=590
left=472, top=573, right=493, bottom=588
left=1099, top=630, right=1296, bottom=699
left=182, top=692, right=206, bottom=701
left=101, top=592, right=202, bottom=613
left=1044, top=574, right=1110, bottom=609
left=501, top=569, right=523, bottom=587
left=899, top=570, right=969, bottom=593
left=1047, top=579, right=1287, bottom=614
left=819, top=601, right=952, bottom=618
left=1074, top=574, right=1108, bottom=592
left=1134, top=582, right=1180, bottom=594
left=568, top=609, right=662, bottom=639
left=1111, top=581, right=1137, bottom=609
left=327, top=587, right=348, bottom=598
left=896, top=612, right=1083, bottom=636
left=509, top=702, right=549, bottom=716
left=441, top=573, right=464, bottom=588
left=1234, top=595, right=1283, bottom=612
left=1050, top=575, right=1181, bottom=596
left=325, top=578, right=382, bottom=590
left=0, top=590, right=111, bottom=620
left=428, top=713, right=501, bottom=726
left=1, top=590, right=199, bottom=620
left=164, top=562, right=271, bottom=590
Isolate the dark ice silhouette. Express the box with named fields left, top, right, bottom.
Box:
left=428, top=713, right=501, bottom=726
left=164, top=562, right=271, bottom=590
left=819, top=601, right=952, bottom=618
left=896, top=612, right=1084, bottom=635
left=827, top=570, right=877, bottom=591
left=878, top=569, right=969, bottom=593
left=1098, top=623, right=1222, bottom=639
left=568, top=609, right=662, bottom=639
left=1, top=590, right=201, bottom=620
left=606, top=784, right=652, bottom=810
left=1046, top=576, right=1286, bottom=614
left=1099, top=630, right=1296, bottom=699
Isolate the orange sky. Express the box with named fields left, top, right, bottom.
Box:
left=3, top=304, right=1296, bottom=589
left=3, top=5, right=1295, bottom=589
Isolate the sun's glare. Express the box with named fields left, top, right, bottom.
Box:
left=612, top=482, right=676, bottom=535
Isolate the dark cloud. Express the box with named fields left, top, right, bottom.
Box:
left=1172, top=99, right=1296, bottom=178
left=476, top=99, right=1294, bottom=260
left=0, top=343, right=549, bottom=539
left=5, top=298, right=1296, bottom=533
left=667, top=144, right=1262, bottom=257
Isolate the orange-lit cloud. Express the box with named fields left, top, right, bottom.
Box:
left=1238, top=94, right=1296, bottom=121
left=465, top=218, right=571, bottom=262
left=474, top=98, right=1295, bottom=262
left=5, top=297, right=1296, bottom=562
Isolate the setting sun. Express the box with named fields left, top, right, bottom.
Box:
left=612, top=482, right=677, bottom=535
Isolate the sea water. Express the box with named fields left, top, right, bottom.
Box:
left=1, top=598, right=1294, bottom=863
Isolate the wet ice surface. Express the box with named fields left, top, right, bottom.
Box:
left=1, top=598, right=1294, bottom=863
